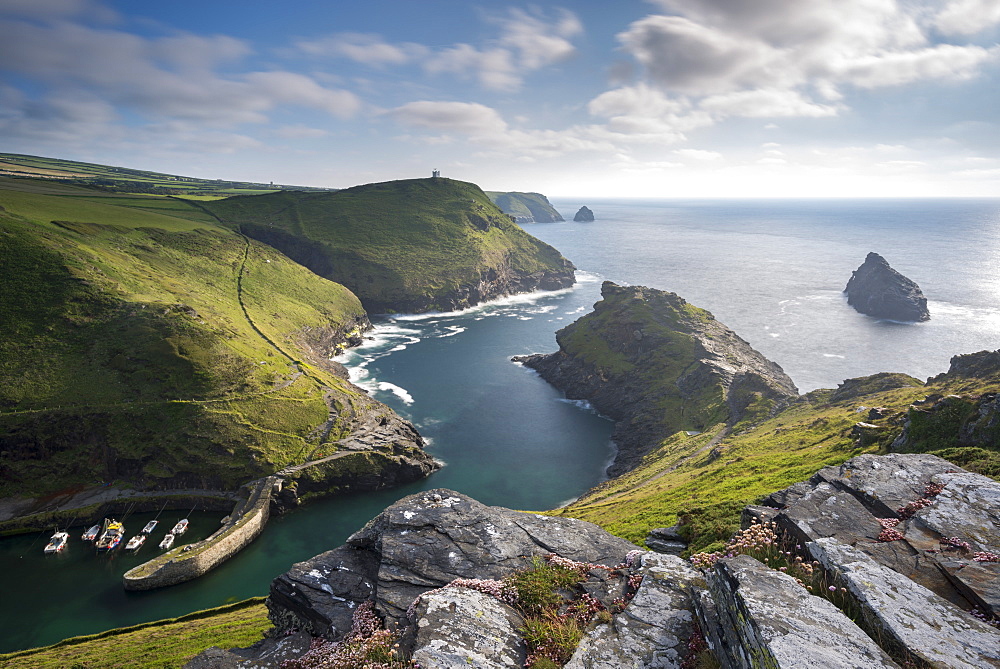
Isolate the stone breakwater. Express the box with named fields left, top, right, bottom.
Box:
left=123, top=476, right=278, bottom=591
left=189, top=453, right=999, bottom=669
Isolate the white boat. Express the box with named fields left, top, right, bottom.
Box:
left=141, top=520, right=158, bottom=534
left=125, top=534, right=146, bottom=551
left=159, top=533, right=175, bottom=549
left=82, top=524, right=100, bottom=541
left=95, top=519, right=125, bottom=551
left=44, top=531, right=69, bottom=554
left=170, top=519, right=189, bottom=535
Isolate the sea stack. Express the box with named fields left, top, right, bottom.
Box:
left=574, top=206, right=595, bottom=222
left=844, top=252, right=929, bottom=322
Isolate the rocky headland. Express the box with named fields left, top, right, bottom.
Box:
left=489, top=191, right=565, bottom=224
left=515, top=281, right=799, bottom=475
left=189, top=453, right=1000, bottom=668
left=573, top=206, right=594, bottom=222
left=209, top=178, right=575, bottom=314
left=845, top=252, right=930, bottom=321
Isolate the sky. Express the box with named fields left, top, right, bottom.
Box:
left=1, top=0, right=999, bottom=197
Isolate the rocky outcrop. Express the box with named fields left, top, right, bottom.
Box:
left=488, top=191, right=564, bottom=223
left=515, top=282, right=798, bottom=475
left=573, top=206, right=594, bottom=222
left=191, top=454, right=999, bottom=668
left=751, top=453, right=1000, bottom=620
left=702, top=555, right=900, bottom=668
left=266, top=489, right=638, bottom=638
left=845, top=252, right=930, bottom=321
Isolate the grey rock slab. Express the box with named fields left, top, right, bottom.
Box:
left=184, top=632, right=313, bottom=669
left=565, top=553, right=701, bottom=669
left=775, top=482, right=882, bottom=546
left=347, top=489, right=638, bottom=622
left=706, top=555, right=899, bottom=669
left=832, top=453, right=964, bottom=517
left=811, top=537, right=1000, bottom=669
left=912, top=470, right=1000, bottom=552
left=267, top=545, right=377, bottom=639
left=409, top=587, right=525, bottom=669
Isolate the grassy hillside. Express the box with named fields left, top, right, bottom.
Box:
left=205, top=178, right=574, bottom=313
left=487, top=191, right=564, bottom=223
left=0, top=176, right=383, bottom=497
left=552, top=365, right=999, bottom=554
left=0, top=598, right=270, bottom=668
left=0, top=152, right=333, bottom=197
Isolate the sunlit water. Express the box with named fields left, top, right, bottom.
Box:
left=2, top=198, right=998, bottom=652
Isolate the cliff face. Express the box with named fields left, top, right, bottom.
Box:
left=209, top=179, right=575, bottom=314
left=487, top=191, right=564, bottom=223
left=516, top=281, right=798, bottom=475
left=845, top=252, right=930, bottom=321
left=192, top=454, right=1000, bottom=668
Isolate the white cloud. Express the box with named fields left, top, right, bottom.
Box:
left=934, top=0, right=1000, bottom=36
left=296, top=33, right=427, bottom=66
left=699, top=89, right=839, bottom=118
left=675, top=148, right=723, bottom=161
left=832, top=44, right=1000, bottom=88
left=273, top=125, right=330, bottom=139
left=388, top=101, right=508, bottom=134
left=614, top=0, right=1000, bottom=125
left=0, top=19, right=361, bottom=127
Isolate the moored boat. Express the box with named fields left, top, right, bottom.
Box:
left=171, top=519, right=189, bottom=535
left=82, top=524, right=100, bottom=542
left=95, top=520, right=125, bottom=551
left=43, top=531, right=69, bottom=554
left=141, top=520, right=158, bottom=534
left=125, top=534, right=146, bottom=551
left=159, top=533, right=175, bottom=550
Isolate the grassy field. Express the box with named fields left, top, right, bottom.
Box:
left=0, top=153, right=334, bottom=197
left=553, top=369, right=999, bottom=553
left=205, top=177, right=573, bottom=312
left=0, top=599, right=271, bottom=669
left=0, top=176, right=370, bottom=497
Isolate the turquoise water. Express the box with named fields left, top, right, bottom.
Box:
left=2, top=198, right=999, bottom=652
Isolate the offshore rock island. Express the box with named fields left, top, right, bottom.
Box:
left=845, top=251, right=930, bottom=322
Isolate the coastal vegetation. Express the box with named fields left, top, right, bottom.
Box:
left=205, top=178, right=575, bottom=313
left=0, top=598, right=270, bottom=668
left=487, top=191, right=564, bottom=223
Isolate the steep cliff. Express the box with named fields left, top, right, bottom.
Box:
left=209, top=179, right=575, bottom=313
left=0, top=179, right=436, bottom=505
left=845, top=252, right=930, bottom=321
left=516, top=281, right=798, bottom=475
left=487, top=191, right=564, bottom=223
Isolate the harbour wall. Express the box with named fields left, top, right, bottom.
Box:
left=122, top=476, right=279, bottom=591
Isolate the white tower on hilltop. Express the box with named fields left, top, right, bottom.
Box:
left=432, top=169, right=440, bottom=178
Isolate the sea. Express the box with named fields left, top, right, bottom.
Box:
left=2, top=198, right=998, bottom=652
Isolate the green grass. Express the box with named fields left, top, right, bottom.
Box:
left=0, top=179, right=376, bottom=497
left=0, top=153, right=332, bottom=197
left=552, top=368, right=998, bottom=553
left=205, top=178, right=573, bottom=312
left=0, top=599, right=270, bottom=669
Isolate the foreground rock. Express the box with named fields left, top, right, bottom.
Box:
left=755, top=452, right=1000, bottom=618
left=845, top=251, right=930, bottom=321
left=191, top=454, right=999, bottom=668
left=516, top=281, right=798, bottom=475
left=703, top=555, right=900, bottom=668
left=573, top=206, right=595, bottom=222
left=267, top=489, right=638, bottom=637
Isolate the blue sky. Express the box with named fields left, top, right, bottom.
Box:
left=1, top=0, right=998, bottom=196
